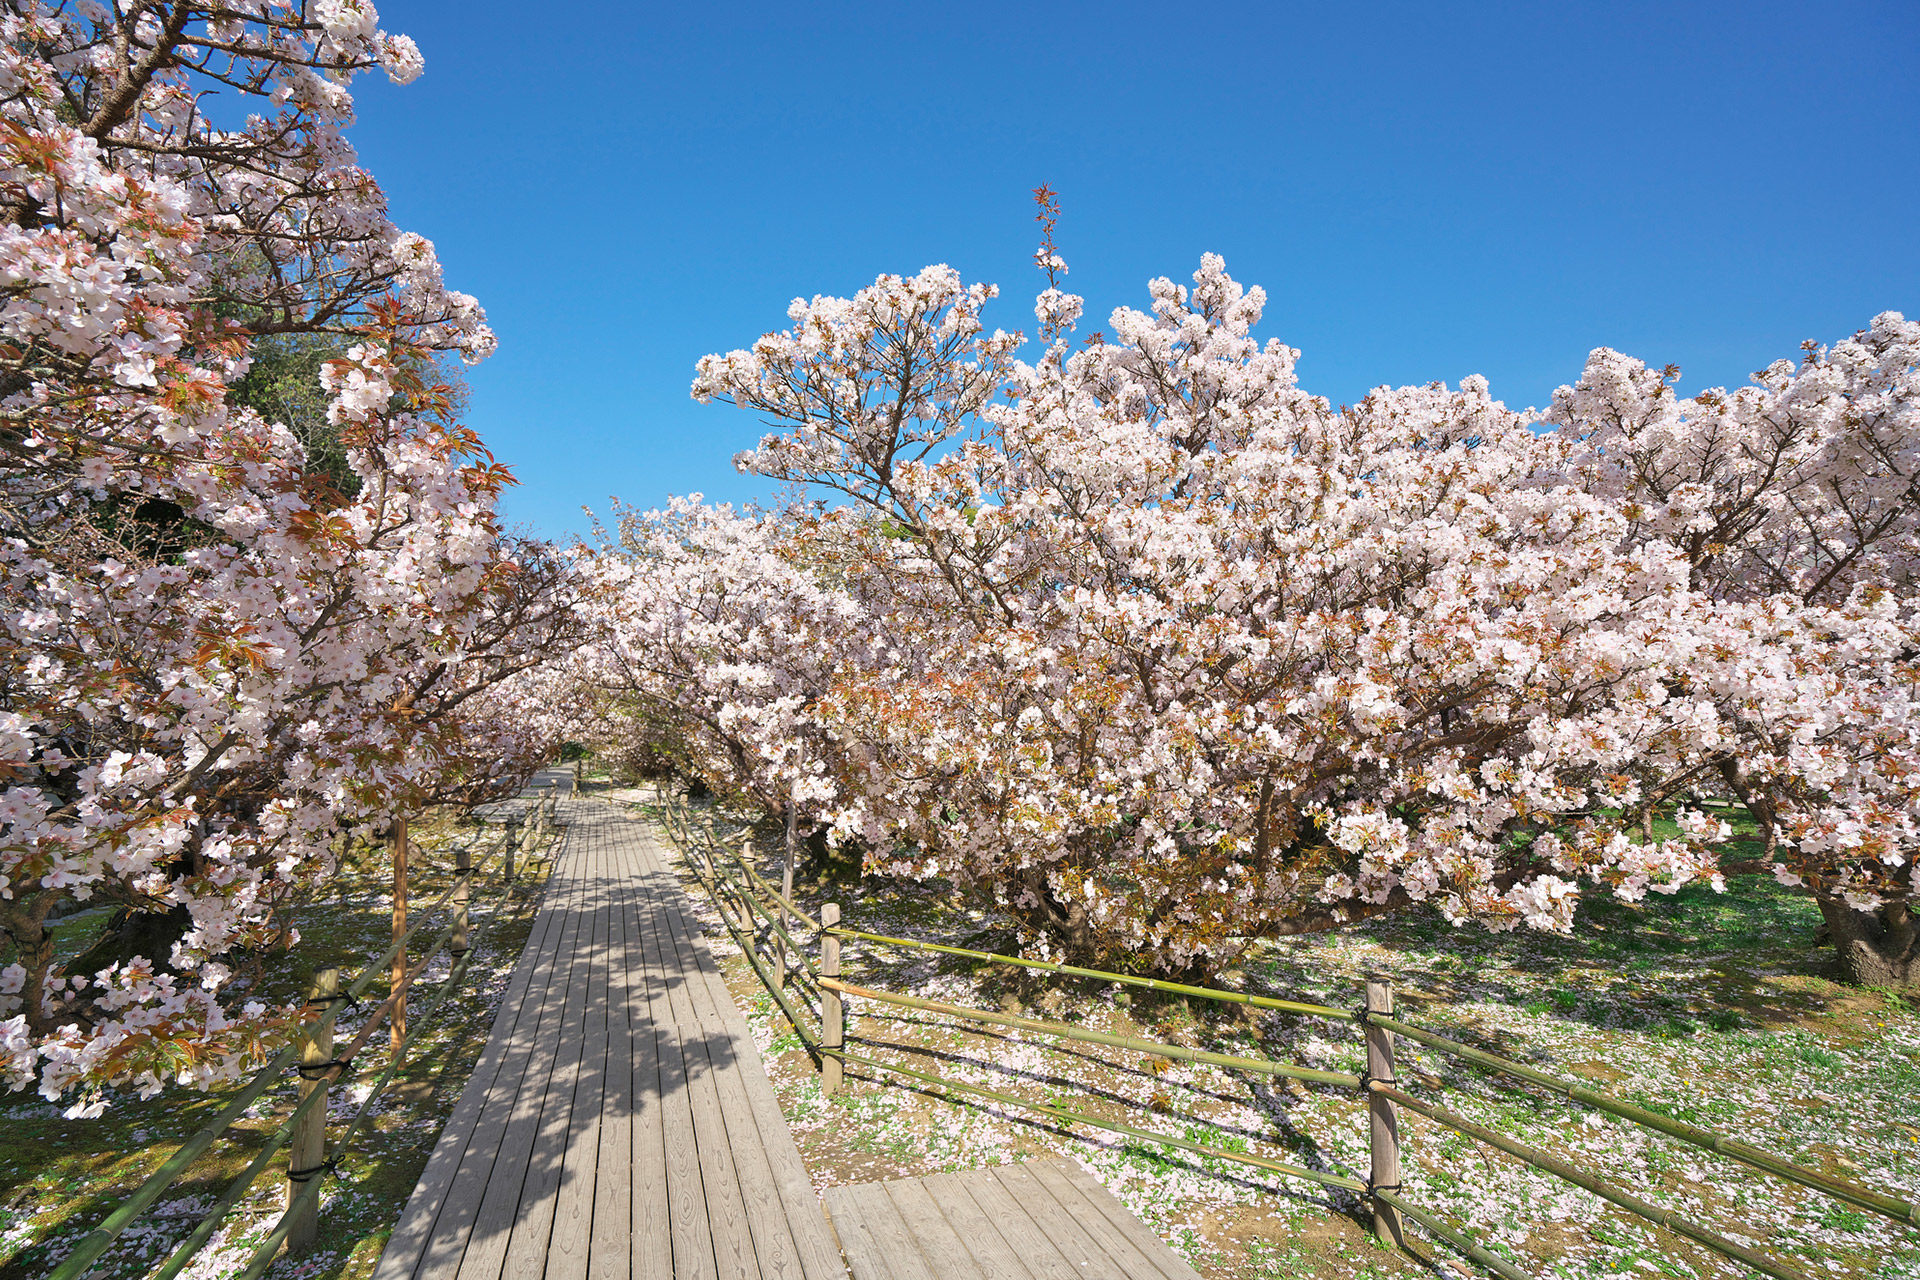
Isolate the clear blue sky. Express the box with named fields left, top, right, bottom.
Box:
left=349, top=1, right=1919, bottom=542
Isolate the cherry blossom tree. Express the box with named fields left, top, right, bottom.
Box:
left=617, top=213, right=1916, bottom=984
left=1548, top=321, right=1920, bottom=985
left=578, top=497, right=860, bottom=832
left=0, top=1, right=578, bottom=1106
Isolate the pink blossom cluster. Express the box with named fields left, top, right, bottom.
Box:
left=0, top=3, right=579, bottom=1104
left=590, top=255, right=1918, bottom=975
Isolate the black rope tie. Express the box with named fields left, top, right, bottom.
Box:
left=286, top=1157, right=340, bottom=1183
left=305, top=991, right=361, bottom=1013
left=1357, top=1065, right=1400, bottom=1092
left=294, top=1058, right=353, bottom=1081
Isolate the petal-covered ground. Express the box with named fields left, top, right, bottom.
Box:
left=648, top=792, right=1920, bottom=1280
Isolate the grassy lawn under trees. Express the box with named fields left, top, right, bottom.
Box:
left=0, top=815, right=557, bottom=1280
left=651, top=791, right=1920, bottom=1280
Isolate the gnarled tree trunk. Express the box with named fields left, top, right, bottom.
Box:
left=1816, top=894, right=1917, bottom=989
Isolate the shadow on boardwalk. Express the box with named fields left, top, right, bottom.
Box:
left=372, top=796, right=846, bottom=1280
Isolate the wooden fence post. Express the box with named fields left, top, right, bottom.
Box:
left=820, top=902, right=842, bottom=1097
left=777, top=765, right=800, bottom=992
left=700, top=841, right=720, bottom=898
left=453, top=842, right=471, bottom=957
left=1366, top=977, right=1404, bottom=1248
left=504, top=815, right=519, bottom=883
left=390, top=816, right=408, bottom=1057
left=286, top=966, right=338, bottom=1253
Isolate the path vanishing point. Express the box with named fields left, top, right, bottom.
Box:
left=373, top=775, right=1208, bottom=1280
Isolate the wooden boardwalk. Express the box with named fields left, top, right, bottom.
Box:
left=373, top=794, right=847, bottom=1280
left=824, top=1161, right=1204, bottom=1280
left=375, top=784, right=1213, bottom=1280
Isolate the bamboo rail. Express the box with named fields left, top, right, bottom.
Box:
left=711, top=854, right=823, bottom=980
left=718, top=893, right=827, bottom=1050
left=146, top=1045, right=338, bottom=1280
left=1370, top=1083, right=1813, bottom=1280
left=732, top=844, right=822, bottom=931
left=1368, top=1187, right=1532, bottom=1280
left=48, top=823, right=517, bottom=1280
left=682, top=831, right=826, bottom=1052
left=825, top=924, right=1355, bottom=1022
left=1366, top=1012, right=1920, bottom=1228
left=663, top=792, right=823, bottom=984
left=823, top=1043, right=1531, bottom=1280
left=719, top=841, right=825, bottom=953
left=668, top=807, right=1539, bottom=1280
left=232, top=939, right=489, bottom=1280
left=660, top=802, right=1917, bottom=1280
left=818, top=976, right=1361, bottom=1088
left=828, top=1043, right=1363, bottom=1193
left=154, top=864, right=520, bottom=1280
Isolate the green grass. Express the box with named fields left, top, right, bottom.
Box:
left=0, top=811, right=561, bottom=1280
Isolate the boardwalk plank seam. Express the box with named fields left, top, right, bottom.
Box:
left=373, top=792, right=846, bottom=1280
left=373, top=842, right=569, bottom=1280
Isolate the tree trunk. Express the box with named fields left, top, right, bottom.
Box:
left=1816, top=894, right=1918, bottom=988
left=1005, top=868, right=1099, bottom=963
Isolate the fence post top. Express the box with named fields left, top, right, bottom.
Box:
left=821, top=902, right=840, bottom=925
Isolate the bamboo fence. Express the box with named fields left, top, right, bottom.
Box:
left=657, top=789, right=1917, bottom=1280
left=46, top=801, right=558, bottom=1280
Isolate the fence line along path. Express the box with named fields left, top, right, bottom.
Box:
left=373, top=788, right=848, bottom=1280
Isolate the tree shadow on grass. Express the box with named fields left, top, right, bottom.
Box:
left=1242, top=875, right=1866, bottom=1046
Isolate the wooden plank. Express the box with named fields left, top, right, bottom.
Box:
left=635, top=826, right=841, bottom=1280
left=379, top=801, right=861, bottom=1280
left=373, top=834, right=570, bottom=1280
left=722, top=1024, right=849, bottom=1280
left=616, top=827, right=689, bottom=1278
left=656, top=1026, right=720, bottom=1280
left=828, top=1184, right=937, bottom=1280
left=543, top=816, right=619, bottom=1280
left=630, top=825, right=758, bottom=1280
left=630, top=830, right=731, bottom=1008
left=640, top=837, right=723, bottom=1032
left=822, top=1187, right=893, bottom=1280
left=1022, top=1160, right=1186, bottom=1280
left=637, top=851, right=702, bottom=1031
left=914, top=1172, right=1036, bottom=1280
left=645, top=835, right=812, bottom=1280
left=401, top=825, right=592, bottom=1280
left=452, top=832, right=600, bottom=1280
left=985, top=1165, right=1129, bottom=1280
left=881, top=1178, right=988, bottom=1280
left=942, top=1167, right=1081, bottom=1280
left=661, top=932, right=759, bottom=1280
left=614, top=835, right=673, bottom=1280
left=592, top=824, right=638, bottom=1280
left=1047, top=1160, right=1203, bottom=1280
left=632, top=891, right=720, bottom=1280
